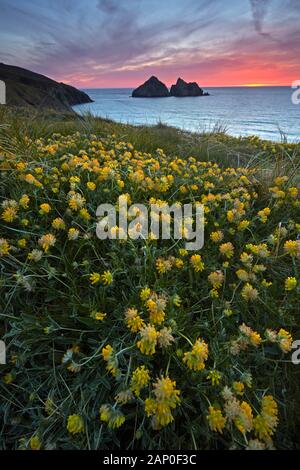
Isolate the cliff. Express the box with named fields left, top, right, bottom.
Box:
left=0, top=63, right=93, bottom=110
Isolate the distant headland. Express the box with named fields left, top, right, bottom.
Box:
left=132, top=76, right=209, bottom=98
left=0, top=63, right=93, bottom=111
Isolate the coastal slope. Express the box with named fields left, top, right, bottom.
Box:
left=0, top=63, right=93, bottom=110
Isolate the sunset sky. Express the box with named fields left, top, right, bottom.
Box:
left=0, top=0, right=299, bottom=88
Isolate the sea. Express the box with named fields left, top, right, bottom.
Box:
left=73, top=86, right=300, bottom=142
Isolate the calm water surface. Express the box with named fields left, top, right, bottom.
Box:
left=74, top=87, right=300, bottom=142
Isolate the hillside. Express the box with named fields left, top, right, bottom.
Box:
left=0, top=63, right=92, bottom=111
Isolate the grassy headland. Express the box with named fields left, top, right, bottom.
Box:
left=0, top=106, right=299, bottom=450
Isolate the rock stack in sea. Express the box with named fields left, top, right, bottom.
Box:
left=132, top=76, right=209, bottom=98
left=170, top=78, right=209, bottom=97
left=132, top=76, right=170, bottom=97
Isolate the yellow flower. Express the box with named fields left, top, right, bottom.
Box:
left=125, top=308, right=144, bottom=333
left=241, top=283, right=258, bottom=301
left=102, top=344, right=118, bottom=376
left=100, top=404, right=111, bottom=423
left=258, top=207, right=271, bottom=223
left=90, top=310, right=106, bottom=321
left=19, top=194, right=30, bottom=209
left=277, top=329, right=293, bottom=353
left=2, top=206, right=18, bottom=222
left=172, top=294, right=181, bottom=307
left=146, top=295, right=166, bottom=325
left=17, top=238, right=27, bottom=248
left=234, top=401, right=253, bottom=434
left=102, top=270, right=113, bottom=285
left=38, top=233, right=56, bottom=252
left=208, top=271, right=224, bottom=288
left=237, top=220, right=250, bottom=231
left=39, top=203, right=51, bottom=215
left=67, top=414, right=84, bottom=434
left=137, top=324, right=159, bottom=355
left=284, top=240, right=300, bottom=257
left=183, top=338, right=209, bottom=371
left=0, top=238, right=10, bottom=256
left=99, top=404, right=125, bottom=428
left=68, top=228, right=79, bottom=240
left=145, top=376, right=180, bottom=429
left=52, top=217, right=66, bottom=230
left=89, top=272, right=101, bottom=285
left=284, top=277, right=297, bottom=291
left=232, top=381, right=244, bottom=395
left=153, top=376, right=180, bottom=408
left=130, top=366, right=150, bottom=396
left=210, top=230, right=224, bottom=243
left=79, top=207, right=91, bottom=221
left=219, top=242, right=234, bottom=259
left=250, top=331, right=262, bottom=347
left=190, top=254, right=204, bottom=272
left=27, top=249, right=43, bottom=262
left=207, top=370, right=221, bottom=386
left=254, top=395, right=278, bottom=442
left=3, top=372, right=13, bottom=384
left=68, top=192, right=86, bottom=211
left=29, top=435, right=41, bottom=450
left=207, top=406, right=226, bottom=433
left=140, top=287, right=151, bottom=301
left=87, top=181, right=96, bottom=190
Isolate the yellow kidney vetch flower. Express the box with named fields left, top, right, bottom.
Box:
left=67, top=414, right=84, bottom=434
left=39, top=203, right=51, bottom=215
left=100, top=404, right=125, bottom=429
left=125, top=307, right=145, bottom=332
left=19, top=194, right=30, bottom=209
left=284, top=277, right=297, bottom=291
left=137, top=324, right=159, bottom=355
left=277, top=329, right=293, bottom=353
left=52, top=217, right=66, bottom=230
left=140, top=287, right=151, bottom=301
left=102, top=344, right=118, bottom=376
left=102, top=270, right=113, bottom=285
left=190, top=254, right=204, bottom=272
left=38, top=233, right=56, bottom=252
left=183, top=338, right=209, bottom=371
left=208, top=270, right=224, bottom=288
left=210, top=230, right=224, bottom=243
left=241, top=283, right=258, bottom=301
left=29, top=435, right=42, bottom=450
left=145, top=376, right=180, bottom=429
left=0, top=238, right=10, bottom=256
left=207, top=406, right=227, bottom=434
left=146, top=293, right=167, bottom=324
left=253, top=396, right=278, bottom=442
left=130, top=366, right=150, bottom=396
left=86, top=181, right=96, bottom=190
left=284, top=240, right=300, bottom=258
left=219, top=242, right=234, bottom=259
left=1, top=206, right=18, bottom=223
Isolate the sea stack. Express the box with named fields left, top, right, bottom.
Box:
left=170, top=78, right=209, bottom=97
left=132, top=76, right=170, bottom=98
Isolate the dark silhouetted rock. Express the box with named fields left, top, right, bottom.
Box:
left=170, top=78, right=209, bottom=97
left=132, top=76, right=170, bottom=98
left=0, top=62, right=93, bottom=110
